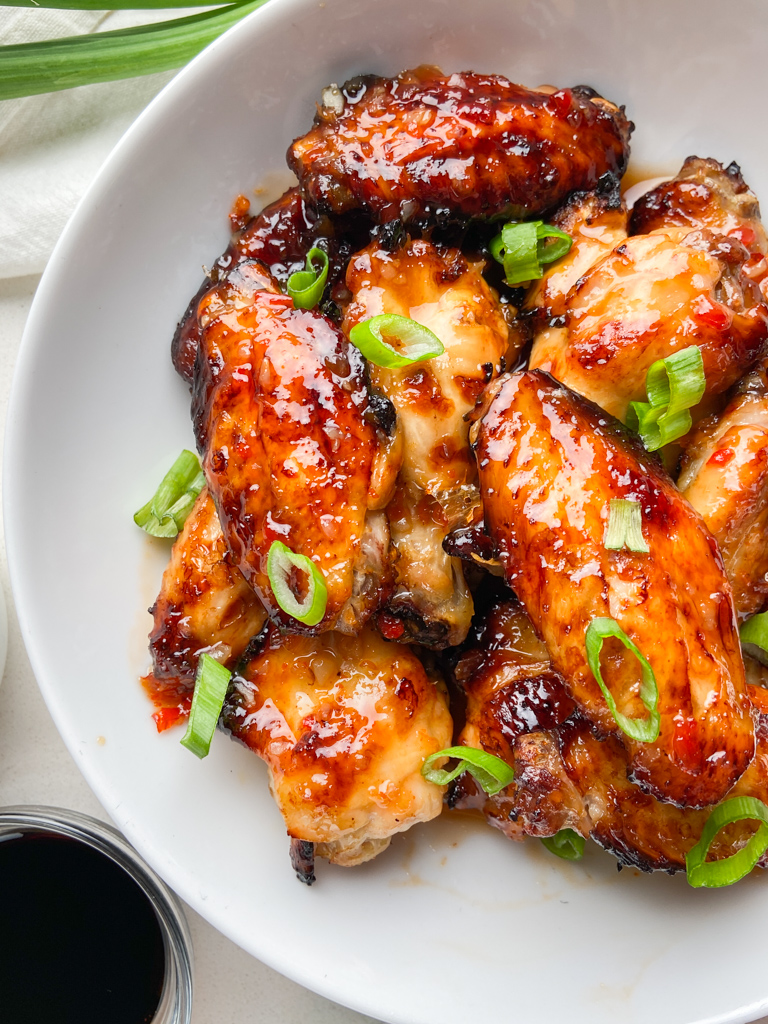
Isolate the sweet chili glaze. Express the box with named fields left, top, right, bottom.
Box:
left=472, top=370, right=754, bottom=808
left=289, top=67, right=632, bottom=224
left=449, top=594, right=768, bottom=872
left=529, top=225, right=768, bottom=421
left=192, top=259, right=388, bottom=634
left=172, top=187, right=370, bottom=384
left=221, top=624, right=452, bottom=869
left=679, top=356, right=768, bottom=620
left=142, top=487, right=266, bottom=731
left=342, top=237, right=512, bottom=646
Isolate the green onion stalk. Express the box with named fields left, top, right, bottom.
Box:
left=0, top=0, right=269, bottom=100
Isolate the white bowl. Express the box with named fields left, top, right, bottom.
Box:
left=6, top=1, right=768, bottom=1022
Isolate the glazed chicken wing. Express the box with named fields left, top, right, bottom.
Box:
left=679, top=357, right=768, bottom=620
left=342, top=238, right=511, bottom=645
left=289, top=67, right=632, bottom=225
left=630, top=156, right=768, bottom=258
left=143, top=487, right=266, bottom=729
left=221, top=624, right=452, bottom=878
left=193, top=259, right=388, bottom=633
left=450, top=596, right=589, bottom=841
left=452, top=595, right=768, bottom=873
left=472, top=370, right=754, bottom=808
left=172, top=187, right=369, bottom=384
left=529, top=223, right=768, bottom=421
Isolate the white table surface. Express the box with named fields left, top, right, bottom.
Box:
left=0, top=272, right=376, bottom=1024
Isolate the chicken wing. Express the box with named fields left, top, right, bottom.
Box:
left=451, top=594, right=768, bottom=872
left=221, top=624, right=452, bottom=876
left=529, top=223, right=768, bottom=421
left=193, top=259, right=388, bottom=634
left=679, top=357, right=768, bottom=620
left=289, top=67, right=632, bottom=225
left=630, top=156, right=768, bottom=258
left=342, top=238, right=511, bottom=645
left=172, top=187, right=368, bottom=384
left=472, top=370, right=754, bottom=808
left=143, top=487, right=266, bottom=730
left=450, top=596, right=589, bottom=841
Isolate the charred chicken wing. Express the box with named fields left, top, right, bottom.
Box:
left=472, top=370, right=754, bottom=808
left=289, top=67, right=632, bottom=225
left=143, top=487, right=266, bottom=729
left=193, top=259, right=388, bottom=633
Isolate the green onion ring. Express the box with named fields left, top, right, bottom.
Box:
left=421, top=746, right=515, bottom=796
left=541, top=829, right=586, bottom=861
left=604, top=498, right=649, bottom=553
left=740, top=612, right=768, bottom=667
left=686, top=796, right=768, bottom=888
left=266, top=541, right=328, bottom=626
left=626, top=345, right=706, bottom=452
left=489, top=220, right=573, bottom=286
left=348, top=314, right=444, bottom=368
left=286, top=247, right=329, bottom=309
left=585, top=617, right=660, bottom=743
left=134, top=449, right=205, bottom=538
left=180, top=653, right=231, bottom=759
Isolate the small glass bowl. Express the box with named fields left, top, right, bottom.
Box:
left=0, top=805, right=193, bottom=1024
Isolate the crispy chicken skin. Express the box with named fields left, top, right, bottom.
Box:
left=143, top=488, right=266, bottom=729
left=192, top=259, right=387, bottom=634
left=288, top=67, right=632, bottom=225
left=221, top=625, right=452, bottom=871
left=343, top=238, right=511, bottom=646
left=679, top=357, right=768, bottom=620
left=630, top=157, right=768, bottom=257
left=472, top=371, right=754, bottom=808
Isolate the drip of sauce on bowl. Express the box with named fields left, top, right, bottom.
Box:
left=0, top=831, right=166, bottom=1024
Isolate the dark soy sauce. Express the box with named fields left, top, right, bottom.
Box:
left=0, top=831, right=166, bottom=1024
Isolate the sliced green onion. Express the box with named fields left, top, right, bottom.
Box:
left=348, top=314, right=444, bottom=368
left=421, top=746, right=515, bottom=796
left=626, top=345, right=706, bottom=452
left=541, top=829, right=586, bottom=861
left=686, top=796, right=768, bottom=888
left=267, top=541, right=328, bottom=626
left=286, top=247, right=329, bottom=309
left=489, top=220, right=573, bottom=285
left=134, top=449, right=205, bottom=539
left=585, top=617, right=660, bottom=743
left=180, top=653, right=231, bottom=759
left=740, top=612, right=768, bottom=667
left=0, top=0, right=266, bottom=100
left=604, top=498, right=649, bottom=553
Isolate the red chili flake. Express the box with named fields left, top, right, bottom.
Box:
left=732, top=225, right=756, bottom=248
left=153, top=706, right=188, bottom=733
left=378, top=612, right=405, bottom=641
left=549, top=89, right=572, bottom=120
left=691, top=294, right=732, bottom=332
left=707, top=447, right=735, bottom=467
left=672, top=712, right=699, bottom=769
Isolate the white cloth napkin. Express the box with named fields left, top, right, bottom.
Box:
left=0, top=7, right=180, bottom=279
